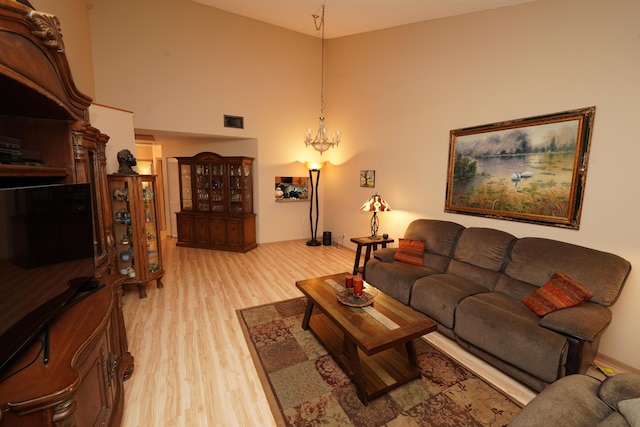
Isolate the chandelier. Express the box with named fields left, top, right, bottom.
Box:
left=304, top=4, right=341, bottom=155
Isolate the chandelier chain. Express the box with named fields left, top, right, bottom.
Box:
left=304, top=3, right=340, bottom=155
left=313, top=5, right=326, bottom=117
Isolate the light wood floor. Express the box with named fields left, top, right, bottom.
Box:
left=120, top=238, right=538, bottom=427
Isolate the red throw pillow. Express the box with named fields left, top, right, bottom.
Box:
left=393, top=238, right=425, bottom=266
left=522, top=271, right=593, bottom=316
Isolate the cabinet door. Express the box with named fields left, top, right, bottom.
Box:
left=228, top=162, right=244, bottom=213
left=210, top=162, right=225, bottom=213
left=195, top=215, right=210, bottom=244
left=209, top=216, right=226, bottom=244
left=73, top=132, right=111, bottom=275
left=194, top=162, right=211, bottom=211
left=140, top=178, right=162, bottom=276
left=228, top=160, right=253, bottom=214
left=109, top=177, right=136, bottom=278
left=73, top=320, right=115, bottom=426
left=227, top=217, right=243, bottom=246
left=176, top=214, right=195, bottom=243
left=242, top=160, right=253, bottom=213
left=180, top=164, right=193, bottom=211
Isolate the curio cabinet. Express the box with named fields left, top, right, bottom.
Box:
left=108, top=174, right=164, bottom=298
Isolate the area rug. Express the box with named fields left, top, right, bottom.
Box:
left=237, top=297, right=522, bottom=427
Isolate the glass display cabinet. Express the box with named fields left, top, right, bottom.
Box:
left=108, top=174, right=164, bottom=298
left=176, top=152, right=256, bottom=252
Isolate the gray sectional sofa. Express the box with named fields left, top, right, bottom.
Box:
left=365, top=219, right=631, bottom=392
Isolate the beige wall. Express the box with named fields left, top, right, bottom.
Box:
left=87, top=0, right=324, bottom=243
left=324, top=0, right=640, bottom=370
left=31, top=0, right=95, bottom=98
left=52, top=0, right=637, bottom=369
left=88, top=104, right=136, bottom=174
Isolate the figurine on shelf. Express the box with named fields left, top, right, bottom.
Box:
left=116, top=149, right=138, bottom=175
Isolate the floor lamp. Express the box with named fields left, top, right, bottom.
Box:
left=304, top=162, right=325, bottom=246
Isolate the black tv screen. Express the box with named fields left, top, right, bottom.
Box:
left=0, top=183, right=96, bottom=376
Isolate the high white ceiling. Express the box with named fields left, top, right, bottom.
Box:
left=190, top=0, right=538, bottom=39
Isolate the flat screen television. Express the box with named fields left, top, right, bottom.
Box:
left=0, top=183, right=97, bottom=377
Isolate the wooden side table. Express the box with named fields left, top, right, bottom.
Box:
left=350, top=236, right=394, bottom=278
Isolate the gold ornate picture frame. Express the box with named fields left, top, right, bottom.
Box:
left=445, top=107, right=595, bottom=229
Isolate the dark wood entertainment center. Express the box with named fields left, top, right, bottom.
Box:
left=0, top=1, right=131, bottom=426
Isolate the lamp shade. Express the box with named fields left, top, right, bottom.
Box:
left=360, top=194, right=391, bottom=212
left=304, top=161, right=326, bottom=171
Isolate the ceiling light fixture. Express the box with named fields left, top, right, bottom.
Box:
left=304, top=4, right=341, bottom=155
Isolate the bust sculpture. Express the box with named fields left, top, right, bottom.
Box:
left=116, top=149, right=138, bottom=175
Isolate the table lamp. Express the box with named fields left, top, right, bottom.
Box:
left=360, top=194, right=391, bottom=239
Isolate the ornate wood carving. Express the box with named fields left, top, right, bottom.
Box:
left=27, top=11, right=65, bottom=52
left=52, top=399, right=77, bottom=427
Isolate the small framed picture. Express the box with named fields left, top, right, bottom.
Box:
left=360, top=170, right=375, bottom=188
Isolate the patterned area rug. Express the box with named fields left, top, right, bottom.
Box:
left=237, top=297, right=522, bottom=427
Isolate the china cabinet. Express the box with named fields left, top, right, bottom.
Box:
left=176, top=152, right=256, bottom=252
left=108, top=174, right=164, bottom=298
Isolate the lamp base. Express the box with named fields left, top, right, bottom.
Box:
left=306, top=239, right=322, bottom=246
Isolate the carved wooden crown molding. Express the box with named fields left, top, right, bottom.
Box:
left=27, top=10, right=65, bottom=53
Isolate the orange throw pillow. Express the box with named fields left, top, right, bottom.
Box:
left=393, top=238, right=425, bottom=266
left=522, top=271, right=593, bottom=316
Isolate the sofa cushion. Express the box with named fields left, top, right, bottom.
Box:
left=410, top=273, right=488, bottom=329
left=446, top=228, right=516, bottom=290
left=505, top=238, right=631, bottom=306
left=403, top=219, right=464, bottom=257
left=451, top=228, right=515, bottom=271
left=394, top=238, right=425, bottom=266
left=373, top=247, right=396, bottom=263
left=618, top=397, right=640, bottom=426
left=364, top=259, right=438, bottom=304
left=455, top=292, right=568, bottom=383
left=494, top=274, right=539, bottom=299
left=522, top=271, right=593, bottom=316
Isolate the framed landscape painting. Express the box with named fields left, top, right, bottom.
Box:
left=445, top=107, right=595, bottom=229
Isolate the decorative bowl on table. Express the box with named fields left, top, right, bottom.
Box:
left=333, top=282, right=378, bottom=307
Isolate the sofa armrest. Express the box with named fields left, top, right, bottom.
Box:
left=373, top=247, right=397, bottom=263
left=539, top=303, right=612, bottom=341
left=599, top=373, right=640, bottom=409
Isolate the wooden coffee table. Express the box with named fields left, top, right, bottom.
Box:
left=296, top=272, right=437, bottom=405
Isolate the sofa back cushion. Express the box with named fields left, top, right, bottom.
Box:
left=504, top=237, right=631, bottom=306
left=447, top=228, right=516, bottom=290
left=403, top=219, right=464, bottom=271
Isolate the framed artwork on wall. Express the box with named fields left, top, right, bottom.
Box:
left=360, top=170, right=375, bottom=188
left=275, top=176, right=309, bottom=201
left=444, top=106, right=595, bottom=229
